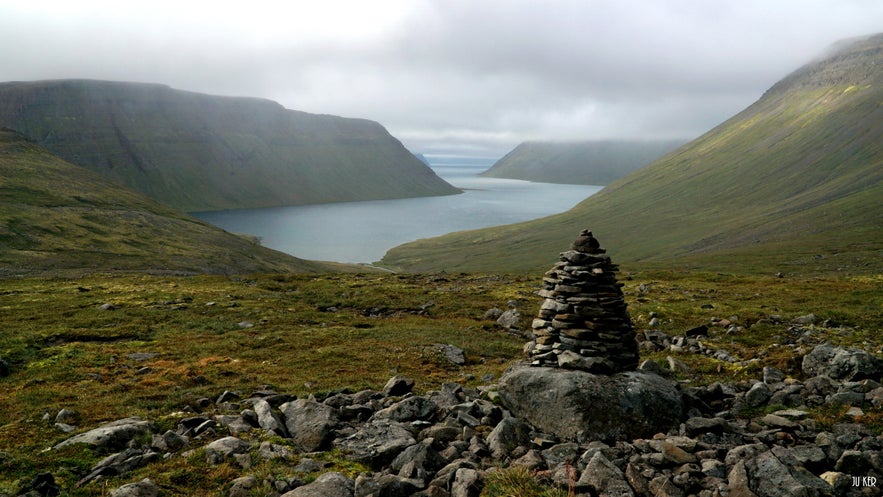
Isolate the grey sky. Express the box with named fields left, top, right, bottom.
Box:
left=1, top=0, right=881, bottom=156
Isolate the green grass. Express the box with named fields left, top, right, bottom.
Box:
left=0, top=270, right=879, bottom=495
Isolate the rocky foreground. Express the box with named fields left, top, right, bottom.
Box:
left=18, top=340, right=882, bottom=497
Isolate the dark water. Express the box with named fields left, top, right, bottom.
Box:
left=194, top=157, right=602, bottom=263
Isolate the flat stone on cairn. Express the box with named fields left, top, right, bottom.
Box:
left=527, top=229, right=639, bottom=373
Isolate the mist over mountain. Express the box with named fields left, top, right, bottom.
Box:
left=0, top=80, right=460, bottom=212
left=481, top=139, right=687, bottom=185
left=381, top=34, right=883, bottom=273
left=0, top=128, right=342, bottom=276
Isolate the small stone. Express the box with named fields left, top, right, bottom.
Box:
left=763, top=366, right=786, bottom=384
left=436, top=344, right=466, bottom=366
left=744, top=382, right=772, bottom=407
left=109, top=478, right=158, bottom=497
left=55, top=408, right=78, bottom=424
left=383, top=375, right=415, bottom=396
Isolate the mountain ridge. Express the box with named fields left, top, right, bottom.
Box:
left=0, top=79, right=460, bottom=212
left=380, top=33, right=883, bottom=274
left=0, top=127, right=349, bottom=276
left=481, top=139, right=686, bottom=185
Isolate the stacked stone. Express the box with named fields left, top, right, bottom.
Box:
left=528, top=229, right=639, bottom=374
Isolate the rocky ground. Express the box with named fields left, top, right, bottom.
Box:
left=17, top=337, right=882, bottom=497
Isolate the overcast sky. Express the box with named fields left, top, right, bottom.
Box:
left=1, top=1, right=881, bottom=157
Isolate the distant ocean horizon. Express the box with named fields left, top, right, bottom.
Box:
left=194, top=157, right=602, bottom=264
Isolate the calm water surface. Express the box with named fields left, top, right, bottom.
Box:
left=194, top=157, right=602, bottom=263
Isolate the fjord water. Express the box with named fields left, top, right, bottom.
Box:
left=194, top=157, right=602, bottom=263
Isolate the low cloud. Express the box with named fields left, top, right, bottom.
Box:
left=1, top=0, right=881, bottom=156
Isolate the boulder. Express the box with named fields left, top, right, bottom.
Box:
left=109, top=478, right=159, bottom=497
left=390, top=440, right=446, bottom=480
left=282, top=472, right=354, bottom=497
left=436, top=344, right=467, bottom=366
left=745, top=450, right=832, bottom=497
left=254, top=399, right=288, bottom=437
left=383, top=376, right=415, bottom=397
left=333, top=417, right=416, bottom=468
left=802, top=344, right=883, bottom=381
left=375, top=396, right=438, bottom=422
left=496, top=308, right=521, bottom=330
left=228, top=476, right=259, bottom=497
left=53, top=417, right=152, bottom=451
left=451, top=468, right=485, bottom=497
left=204, top=436, right=251, bottom=465
left=498, top=365, right=683, bottom=442
left=281, top=399, right=339, bottom=452
left=578, top=451, right=634, bottom=497
left=487, top=416, right=531, bottom=459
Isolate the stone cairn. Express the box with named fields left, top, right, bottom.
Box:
left=528, top=229, right=639, bottom=373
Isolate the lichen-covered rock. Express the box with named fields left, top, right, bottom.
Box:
left=109, top=478, right=159, bottom=497
left=282, top=472, right=354, bottom=497
left=53, top=417, right=152, bottom=451
left=802, top=343, right=883, bottom=381
left=280, top=399, right=339, bottom=452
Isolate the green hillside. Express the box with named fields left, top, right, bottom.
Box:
left=381, top=34, right=883, bottom=274
left=0, top=80, right=459, bottom=212
left=0, top=128, right=346, bottom=276
left=481, top=139, right=686, bottom=185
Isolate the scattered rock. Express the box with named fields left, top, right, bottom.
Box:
left=383, top=375, right=415, bottom=396
left=802, top=343, right=883, bottom=381
left=228, top=476, right=259, bottom=497
left=108, top=478, right=159, bottom=497
left=483, top=308, right=503, bottom=320
left=280, top=399, right=339, bottom=452
left=53, top=417, right=152, bottom=451
left=435, top=343, right=466, bottom=366
left=282, top=471, right=354, bottom=497
left=204, top=436, right=251, bottom=465
left=496, top=308, right=521, bottom=330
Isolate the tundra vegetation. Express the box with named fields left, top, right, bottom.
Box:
left=0, top=269, right=879, bottom=495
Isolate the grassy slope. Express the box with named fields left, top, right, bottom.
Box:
left=0, top=80, right=459, bottom=212
left=481, top=139, right=686, bottom=185
left=0, top=128, right=348, bottom=276
left=381, top=35, right=883, bottom=274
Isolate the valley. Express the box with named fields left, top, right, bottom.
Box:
left=0, top=28, right=879, bottom=497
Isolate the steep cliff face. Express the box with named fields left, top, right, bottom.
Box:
left=0, top=80, right=459, bottom=211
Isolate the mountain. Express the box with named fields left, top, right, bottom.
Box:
left=481, top=139, right=686, bottom=185
left=380, top=34, right=883, bottom=274
left=0, top=128, right=346, bottom=276
left=0, top=80, right=459, bottom=212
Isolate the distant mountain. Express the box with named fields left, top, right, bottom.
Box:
left=381, top=34, right=883, bottom=274
left=0, top=80, right=460, bottom=212
left=0, top=128, right=344, bottom=276
left=413, top=152, right=431, bottom=165
left=481, top=139, right=686, bottom=185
